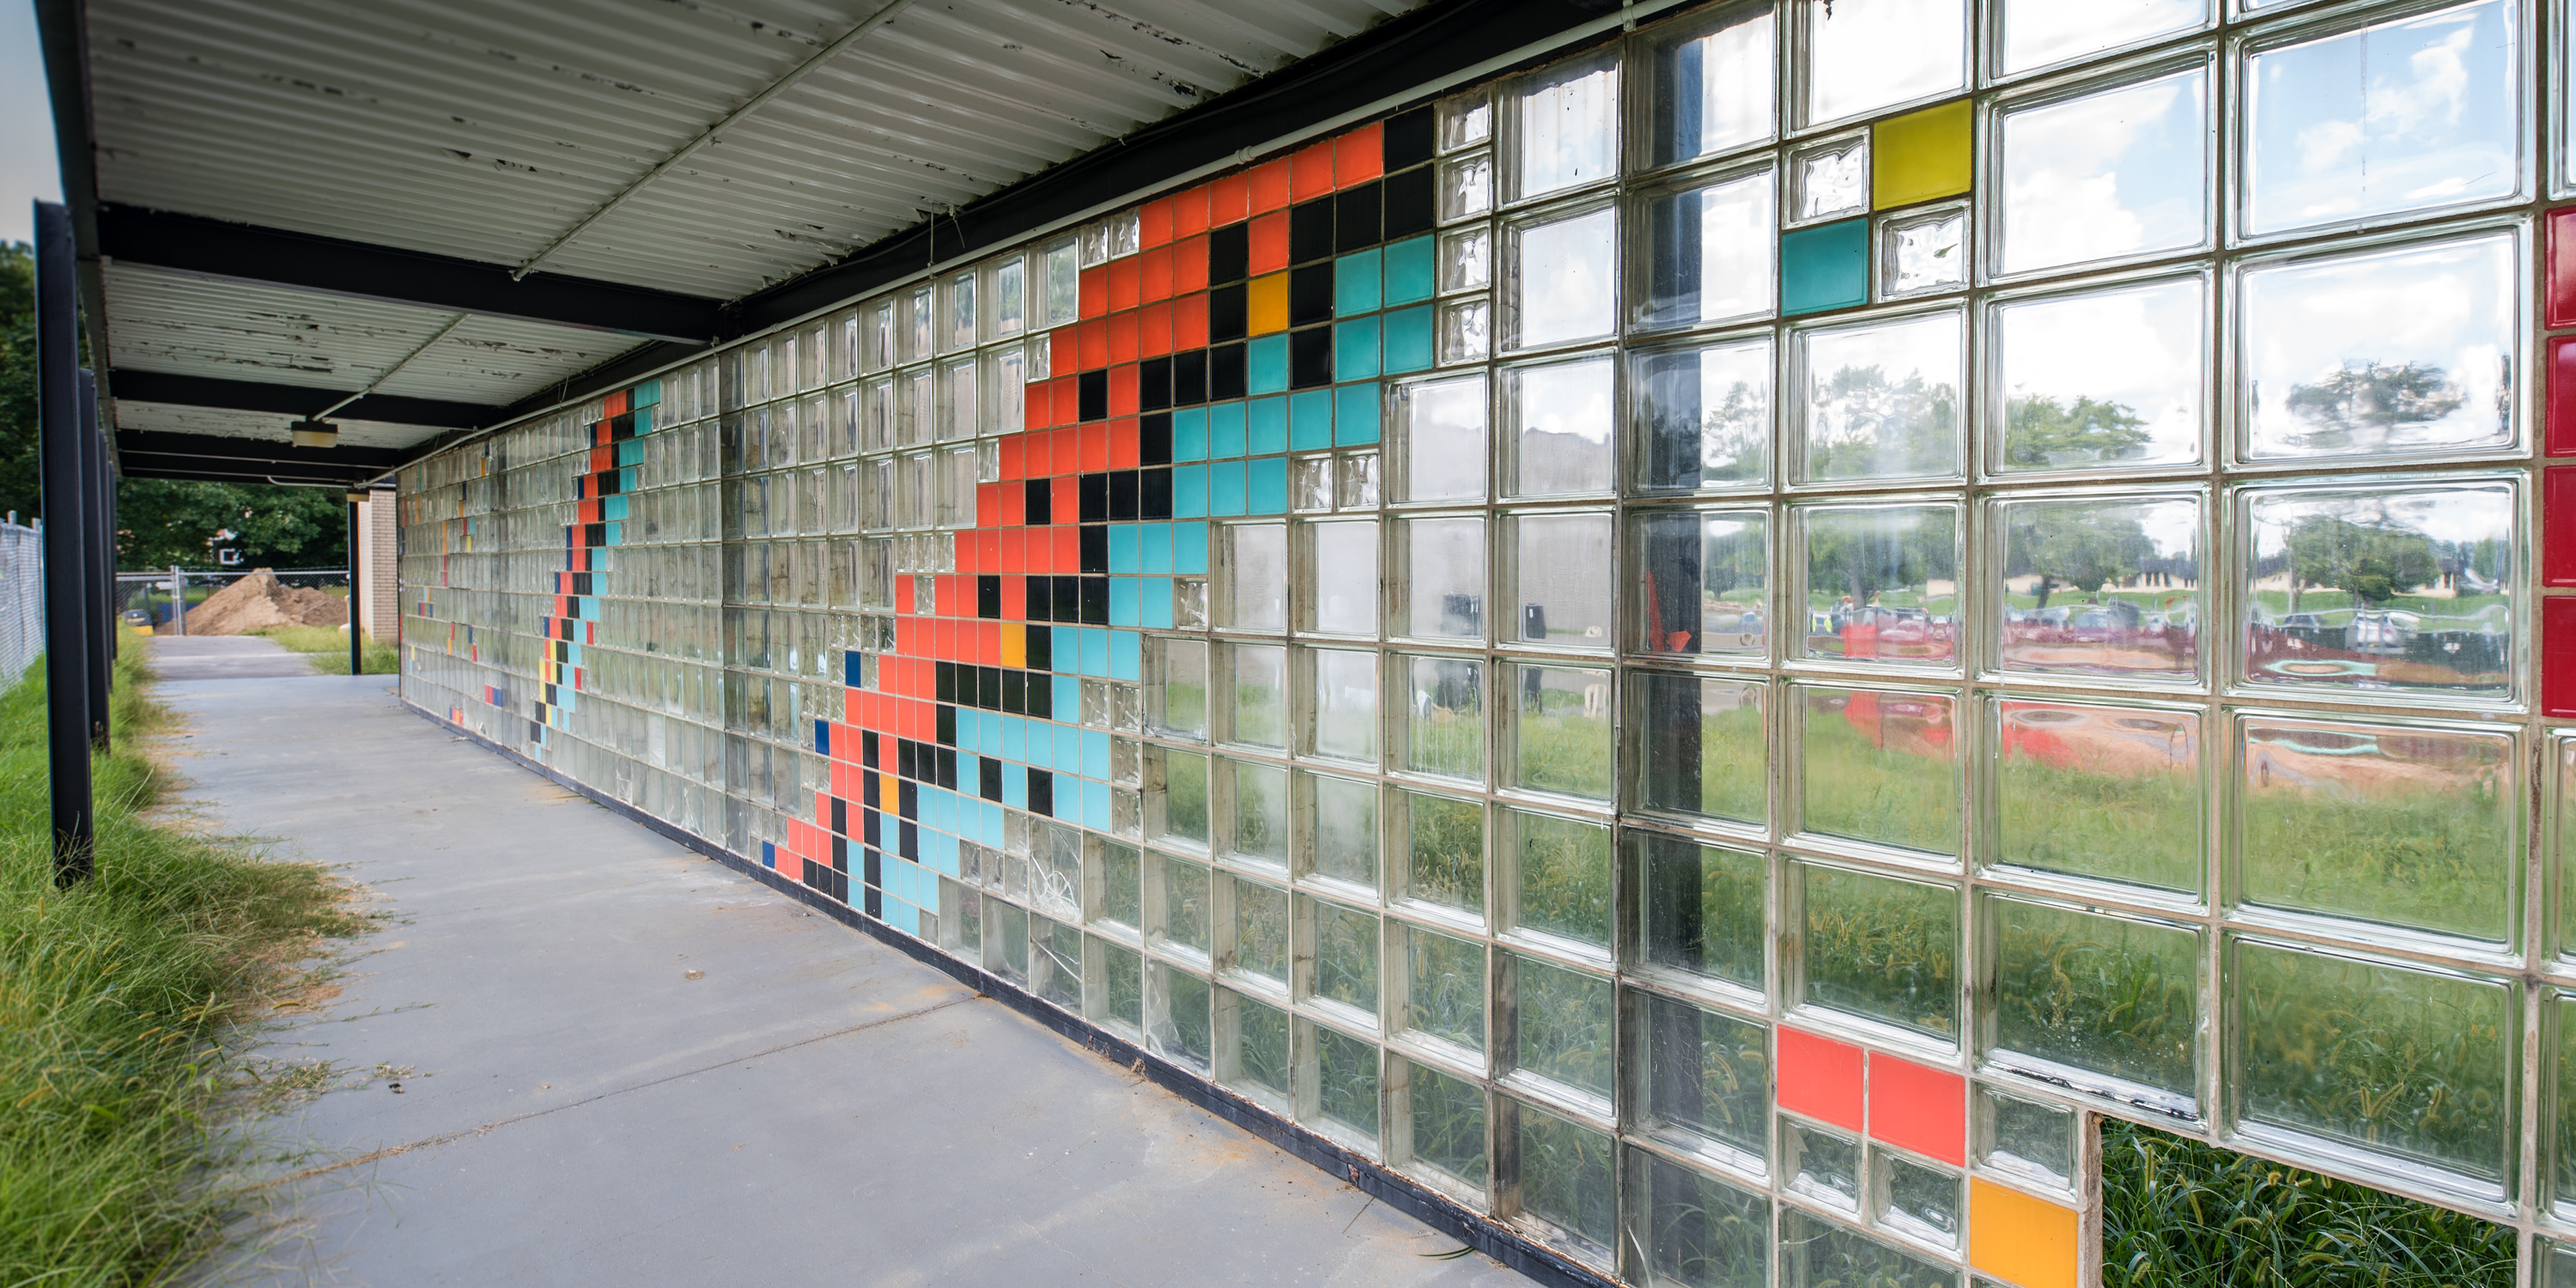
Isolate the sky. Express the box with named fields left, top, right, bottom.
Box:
left=2, top=2, right=62, bottom=247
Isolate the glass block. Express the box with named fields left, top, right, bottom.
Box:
left=1507, top=954, right=1615, bottom=1104
left=1401, top=654, right=1485, bottom=781
left=1516, top=1102, right=1617, bottom=1256
left=1798, top=504, right=1959, bottom=665
left=1640, top=991, right=1769, bottom=1160
left=2002, top=0, right=2204, bottom=75
left=1305, top=647, right=1380, bottom=765
left=1303, top=771, right=1379, bottom=891
left=1298, top=519, right=1378, bottom=635
left=1984, top=894, right=2200, bottom=1104
left=1306, top=1019, right=1381, bottom=1144
left=1293, top=455, right=1333, bottom=512
left=1996, top=492, right=2202, bottom=682
left=1993, top=699, right=2202, bottom=896
left=1781, top=1208, right=1954, bottom=1288
left=1795, top=310, right=1964, bottom=483
left=1629, top=672, right=1767, bottom=827
left=1174, top=577, right=1208, bottom=629
left=1092, top=936, right=1145, bottom=1031
left=1510, top=809, right=1613, bottom=950
left=1309, top=898, right=1381, bottom=1022
left=1642, top=0, right=1777, bottom=168
left=2232, top=937, right=2516, bottom=1188
left=1228, top=876, right=1291, bottom=987
left=1405, top=1060, right=1489, bottom=1189
left=1440, top=90, right=1492, bottom=152
left=1394, top=515, right=1486, bottom=643
left=1221, top=521, right=1289, bottom=631
left=1628, top=1151, right=1769, bottom=1288
left=1440, top=151, right=1494, bottom=224
left=2238, top=232, right=2518, bottom=462
left=2244, top=1, right=2519, bottom=240
left=1991, top=273, right=2207, bottom=473
left=1510, top=513, right=1614, bottom=647
left=1392, top=373, right=1487, bottom=505
left=1439, top=226, right=1492, bottom=293
left=1156, top=853, right=1212, bottom=957
left=1630, top=508, right=1768, bottom=659
left=1336, top=452, right=1378, bottom=509
left=1634, top=336, right=1772, bottom=492
left=1974, top=1084, right=2075, bottom=1194
left=1229, top=758, right=1291, bottom=869
left=1781, top=1116, right=1864, bottom=1212
left=1997, top=66, right=2209, bottom=278
left=1438, top=295, right=1492, bottom=363
left=1398, top=789, right=1485, bottom=919
left=988, top=900, right=1030, bottom=984
left=1637, top=834, right=1766, bottom=992
left=1872, top=100, right=1971, bottom=210
left=2239, top=477, right=2516, bottom=698
left=1796, top=860, right=1959, bottom=1041
left=1511, top=50, right=1619, bottom=202
left=1636, top=165, right=1777, bottom=331
left=1792, top=133, right=1869, bottom=223
left=2238, top=716, right=2515, bottom=943
left=1503, top=355, right=1614, bottom=496
left=1153, top=638, right=1209, bottom=739
left=1032, top=914, right=1082, bottom=1010
left=1804, top=0, right=1964, bottom=125
left=1224, top=987, right=1293, bottom=1104
left=1097, top=840, right=1143, bottom=930
left=1031, top=825, right=1083, bottom=920
left=1513, top=663, right=1614, bottom=801
left=1149, top=963, right=1212, bottom=1070
left=1228, top=643, right=1287, bottom=749
left=1877, top=204, right=1966, bottom=300
left=1505, top=204, right=1618, bottom=351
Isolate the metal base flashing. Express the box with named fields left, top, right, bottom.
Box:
left=403, top=696, right=1618, bottom=1288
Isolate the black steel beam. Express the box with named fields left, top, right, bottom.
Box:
left=115, top=430, right=405, bottom=488
left=82, top=370, right=112, bottom=743
left=96, top=204, right=727, bottom=344
left=36, top=201, right=95, bottom=884
left=33, top=0, right=116, bottom=418
left=111, top=369, right=501, bottom=430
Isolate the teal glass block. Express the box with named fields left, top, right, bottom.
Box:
left=1249, top=397, right=1290, bottom=454
left=1336, top=249, right=1383, bottom=316
left=1209, top=461, right=1248, bottom=515
left=1249, top=335, right=1291, bottom=394
left=1082, top=629, right=1111, bottom=677
left=1141, top=523, right=1173, bottom=574
left=1382, top=305, right=1434, bottom=374
left=1290, top=390, right=1336, bottom=451
left=1248, top=456, right=1290, bottom=514
left=1173, top=522, right=1210, bottom=574
left=1108, top=524, right=1140, bottom=573
left=1173, top=464, right=1208, bottom=518
left=1334, top=316, right=1382, bottom=382
left=634, top=379, right=660, bottom=406
left=1055, top=675, right=1081, bottom=714
left=1781, top=219, right=1868, bottom=315
left=1383, top=235, right=1436, bottom=305
left=1142, top=578, right=1176, bottom=629
left=1111, top=631, right=1142, bottom=682
left=1335, top=382, right=1382, bottom=446
left=634, top=407, right=655, bottom=433
left=1109, top=577, right=1142, bottom=625
left=1173, top=408, right=1209, bottom=462
left=1208, top=402, right=1247, bottom=459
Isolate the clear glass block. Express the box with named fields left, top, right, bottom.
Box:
left=1511, top=662, right=1615, bottom=801
left=988, top=253, right=1026, bottom=338
left=1633, top=336, right=1772, bottom=491
left=1636, top=165, right=1777, bottom=331
left=1628, top=672, right=1767, bottom=826
left=1991, top=273, right=2207, bottom=473
left=1795, top=860, right=1959, bottom=1040
left=2002, top=0, right=2205, bottom=75
left=1802, top=0, right=1965, bottom=126
left=1439, top=226, right=1493, bottom=293
left=1394, top=373, right=1489, bottom=503
left=1093, top=936, right=1145, bottom=1030
left=1643, top=0, right=1777, bottom=168
left=1796, top=686, right=1959, bottom=858
left=1306, top=1020, right=1380, bottom=1143
left=1441, top=152, right=1495, bottom=223
left=1505, top=205, right=1618, bottom=352
left=1870, top=1150, right=1961, bottom=1251
left=1228, top=643, right=1288, bottom=750
left=1303, top=771, right=1379, bottom=891
left=1996, top=492, right=2202, bottom=682
left=2237, top=232, right=2518, bottom=462
left=1175, top=577, right=1209, bottom=629
left=1394, top=515, right=1485, bottom=642
left=1045, top=240, right=1081, bottom=327
left=1031, top=826, right=1083, bottom=920
left=1630, top=508, right=1768, bottom=657
left=1503, top=355, right=1614, bottom=496
left=1984, top=894, right=2200, bottom=1105
left=1157, top=853, right=1212, bottom=957
left=1798, top=504, right=1959, bottom=665
left=1224, top=987, right=1293, bottom=1103
left=1510, top=809, right=1613, bottom=950
left=906, top=285, right=935, bottom=361
left=1148, top=963, right=1212, bottom=1070
left=1626, top=1150, right=1770, bottom=1288
left=1399, top=788, right=1485, bottom=919
left=1516, top=1103, right=1617, bottom=1255
left=1783, top=1207, right=1954, bottom=1286
left=1097, top=840, right=1143, bottom=930
left=1791, top=133, right=1869, bottom=224
left=1782, top=1116, right=1864, bottom=1212
left=2239, top=477, right=2515, bottom=698
left=1109, top=209, right=1141, bottom=258
left=1032, top=914, right=1082, bottom=1009
left=1222, top=521, right=1289, bottom=632
left=1230, top=758, right=1291, bottom=869
left=1228, top=876, right=1291, bottom=986
left=1638, top=991, right=1769, bottom=1159
left=1406, top=1060, right=1488, bottom=1189
left=1293, top=455, right=1334, bottom=513
left=2244, top=1, right=2520, bottom=240
left=2238, top=716, right=2515, bottom=943
left=1637, top=834, right=1766, bottom=992
left=1992, top=699, right=2202, bottom=897
left=1402, top=653, right=1485, bottom=781
left=989, top=900, right=1030, bottom=984
left=1975, top=1085, right=2075, bottom=1194
left=1309, top=899, right=1382, bottom=1021
left=1795, top=310, right=1964, bottom=483
left=1301, top=520, right=1378, bottom=635
left=1878, top=204, right=1967, bottom=300
left=1305, top=647, right=1379, bottom=766
left=1509, top=512, right=1614, bottom=649
left=1508, top=954, right=1615, bottom=1103
left=1998, top=65, right=2210, bottom=277
left=1153, top=639, right=1210, bottom=740
left=1337, top=452, right=1379, bottom=509
left=941, top=270, right=976, bottom=353
left=1440, top=90, right=1492, bottom=152
left=1439, top=296, right=1493, bottom=364
left=1511, top=50, right=1620, bottom=202
left=2232, top=936, right=2515, bottom=1188
left=1402, top=923, right=1486, bottom=1053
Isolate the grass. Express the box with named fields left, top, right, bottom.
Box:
left=255, top=625, right=398, bottom=676
left=0, top=651, right=368, bottom=1286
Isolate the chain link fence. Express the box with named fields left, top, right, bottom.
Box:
left=0, top=521, right=38, bottom=685
left=115, top=568, right=350, bottom=634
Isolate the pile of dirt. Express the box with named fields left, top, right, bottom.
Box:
left=181, top=570, right=348, bottom=635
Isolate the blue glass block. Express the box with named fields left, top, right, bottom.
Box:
left=1083, top=729, right=1113, bottom=780
left=1249, top=334, right=1291, bottom=393
left=1003, top=716, right=1027, bottom=762
left=815, top=718, right=832, bottom=755
left=634, top=379, right=660, bottom=406
left=1248, top=397, right=1289, bottom=454
left=605, top=495, right=629, bottom=519
left=1208, top=461, right=1248, bottom=515
left=1143, top=577, right=1176, bottom=628
left=1109, top=577, right=1141, bottom=625
left=1109, top=524, right=1140, bottom=573
left=1173, top=465, right=1208, bottom=518
left=1290, top=389, right=1335, bottom=451
left=1110, top=629, right=1141, bottom=681
left=633, top=406, right=655, bottom=433
left=1054, top=675, right=1081, bottom=717
left=616, top=440, right=641, bottom=466
left=1142, top=523, right=1173, bottom=574
left=1335, top=381, right=1383, bottom=446
left=1782, top=219, right=1868, bottom=315
left=1173, top=407, right=1209, bottom=462
left=981, top=802, right=1005, bottom=848
left=889, top=899, right=919, bottom=938
left=1334, top=316, right=1382, bottom=383
left=1048, top=721, right=1075, bottom=768
left=845, top=651, right=864, bottom=685
left=1335, top=249, right=1383, bottom=316
left=1382, top=304, right=1435, bottom=374
left=1247, top=456, right=1290, bottom=514
left=1081, top=628, right=1111, bottom=677
left=1173, top=521, right=1211, bottom=574
left=1085, top=781, right=1113, bottom=832
left=1208, top=402, right=1248, bottom=459
left=762, top=841, right=775, bottom=869
left=1383, top=235, right=1436, bottom=305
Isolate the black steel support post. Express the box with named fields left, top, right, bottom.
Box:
left=35, top=201, right=94, bottom=884
left=347, top=497, right=361, bottom=677
left=80, top=368, right=110, bottom=744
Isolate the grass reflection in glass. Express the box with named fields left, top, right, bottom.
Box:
left=1637, top=834, right=1765, bottom=993
left=1404, top=790, right=1486, bottom=916
left=1514, top=810, right=1614, bottom=949
left=1099, top=939, right=1143, bottom=1029
left=1230, top=990, right=1292, bottom=1101
left=1516, top=664, right=1615, bottom=799
left=1797, top=861, right=1958, bottom=1042
left=1778, top=1206, right=1953, bottom=1288
left=1162, top=749, right=1211, bottom=846
left=1643, top=992, right=1769, bottom=1160
left=1230, top=878, right=1291, bottom=986
left=1406, top=927, right=1486, bottom=1052
left=1408, top=1061, right=1489, bottom=1188
left=1994, top=699, right=2200, bottom=896
left=1313, top=1023, right=1381, bottom=1141
left=1798, top=686, right=1958, bottom=856
left=1312, top=900, right=1380, bottom=1018
left=1151, top=963, right=1212, bottom=1068
left=1510, top=955, right=1615, bottom=1102
left=1632, top=673, right=1767, bottom=826
left=1628, top=1150, right=1769, bottom=1288
left=1986, top=895, right=2198, bottom=1101
left=1518, top=1102, right=1617, bottom=1253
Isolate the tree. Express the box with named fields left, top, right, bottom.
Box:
left=1806, top=364, right=1957, bottom=480
left=2002, top=393, right=2150, bottom=470
left=2284, top=514, right=2439, bottom=608
left=115, top=478, right=347, bottom=569
left=2281, top=361, right=2469, bottom=453
left=1806, top=507, right=1953, bottom=608
left=0, top=241, right=39, bottom=524
left=2004, top=506, right=2158, bottom=610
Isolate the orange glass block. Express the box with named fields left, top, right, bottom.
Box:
left=932, top=618, right=956, bottom=660
left=997, top=435, right=1025, bottom=480
left=1140, top=245, right=1176, bottom=301
left=1053, top=525, right=1081, bottom=573
left=1108, top=365, right=1140, bottom=417
left=1775, top=1029, right=1864, bottom=1131
left=1057, top=378, right=1087, bottom=428
left=1078, top=319, right=1109, bottom=369
left=1291, top=140, right=1335, bottom=199
left=1248, top=271, right=1291, bottom=335
left=1139, top=301, right=1174, bottom=357
left=994, top=479, right=1024, bottom=525
left=1109, top=416, right=1140, bottom=468
left=1212, top=173, right=1251, bottom=225
left=1249, top=158, right=1293, bottom=213
left=1175, top=235, right=1210, bottom=294
left=1335, top=123, right=1384, bottom=185
left=1107, top=257, right=1142, bottom=312
left=1968, top=1181, right=2077, bottom=1288
left=999, top=622, right=1027, bottom=668
left=894, top=576, right=914, bottom=616
left=1249, top=210, right=1291, bottom=275
left=1107, top=312, right=1140, bottom=364
left=933, top=575, right=962, bottom=617
left=1139, top=197, right=1175, bottom=248
left=1020, top=383, right=1047, bottom=431
left=1078, top=265, right=1109, bottom=319
left=1867, top=1054, right=1965, bottom=1165
left=1052, top=325, right=1082, bottom=372
left=1174, top=293, right=1210, bottom=349
left=1173, top=185, right=1212, bottom=237
left=999, top=533, right=1025, bottom=576
left=999, top=572, right=1026, bottom=613
left=977, top=621, right=1003, bottom=666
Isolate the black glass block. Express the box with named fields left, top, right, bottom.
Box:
left=938, top=747, right=957, bottom=790
left=832, top=835, right=848, bottom=870
left=935, top=661, right=957, bottom=703
left=1141, top=468, right=1174, bottom=520
left=832, top=869, right=848, bottom=904
left=1002, top=669, right=1026, bottom=714
left=830, top=796, right=848, bottom=835
left=1211, top=343, right=1248, bottom=401
left=1026, top=668, right=1054, bottom=717
left=1384, top=165, right=1435, bottom=239
left=900, top=820, right=919, bottom=860
left=1026, top=625, right=1053, bottom=672
left=865, top=847, right=883, bottom=889
left=978, top=665, right=1002, bottom=710
left=1080, top=576, right=1110, bottom=624
left=1140, top=412, right=1173, bottom=465
left=864, top=884, right=882, bottom=920
left=1172, top=350, right=1208, bottom=407
left=1210, top=283, right=1249, bottom=343
left=1078, top=369, right=1109, bottom=422
left=1290, top=198, right=1335, bottom=264
left=977, top=574, right=1001, bottom=619
left=1139, top=355, right=1174, bottom=412
left=1291, top=327, right=1334, bottom=389
left=1025, top=575, right=1054, bottom=622
left=936, top=704, right=957, bottom=747
left=1052, top=575, right=1080, bottom=622
left=1289, top=263, right=1334, bottom=326
left=1209, top=222, right=1249, bottom=284
left=1079, top=525, right=1109, bottom=573
left=1029, top=769, right=1055, bottom=817
left=1335, top=181, right=1383, bottom=252
left=1078, top=472, right=1109, bottom=522
left=861, top=731, right=878, bottom=769
left=1385, top=106, right=1435, bottom=170
left=899, top=779, right=919, bottom=820
left=1024, top=477, right=1053, bottom=526
left=981, top=756, right=1004, bottom=801
left=863, top=808, right=880, bottom=848
left=1109, top=471, right=1139, bottom=520
left=896, top=740, right=915, bottom=780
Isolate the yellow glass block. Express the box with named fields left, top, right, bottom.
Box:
left=999, top=622, right=1027, bottom=670
left=1872, top=99, right=1972, bottom=210
left=1247, top=271, right=1291, bottom=336
left=879, top=772, right=899, bottom=812
left=1968, top=1178, right=2077, bottom=1288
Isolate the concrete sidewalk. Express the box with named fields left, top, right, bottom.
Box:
left=159, top=672, right=1505, bottom=1287
left=149, top=635, right=321, bottom=680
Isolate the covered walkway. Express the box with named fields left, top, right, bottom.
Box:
left=157, top=659, right=1503, bottom=1286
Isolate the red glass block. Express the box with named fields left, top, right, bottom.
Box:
left=997, top=435, right=1025, bottom=480
left=1775, top=1029, right=1864, bottom=1132
left=1106, top=257, right=1142, bottom=312
left=994, top=479, right=1024, bottom=526
left=1140, top=302, right=1174, bottom=357
left=1078, top=265, right=1109, bottom=319
left=1054, top=378, right=1084, bottom=428
left=1249, top=211, right=1291, bottom=276
left=2551, top=337, right=2576, bottom=455
left=2549, top=207, right=2576, bottom=330
left=1109, top=364, right=1140, bottom=417
left=2549, top=598, right=2576, bottom=717
left=1078, top=319, right=1109, bottom=369
left=1140, top=245, right=1175, bottom=302
left=1866, top=1054, right=1964, bottom=1165
left=934, top=575, right=963, bottom=617
left=1054, top=475, right=1081, bottom=523
left=2549, top=468, right=2576, bottom=586
left=1173, top=185, right=1212, bottom=237
left=1334, top=124, right=1384, bottom=186
left=998, top=534, right=1026, bottom=577
left=1174, top=235, right=1209, bottom=295
left=1109, top=416, right=1140, bottom=469
left=1291, top=140, right=1335, bottom=200
left=1173, top=294, right=1209, bottom=350
left=1139, top=197, right=1175, bottom=248
left=1211, top=173, right=1251, bottom=225
left=1249, top=159, right=1293, bottom=213
left=999, top=573, right=1026, bottom=615
left=1053, top=526, right=1082, bottom=573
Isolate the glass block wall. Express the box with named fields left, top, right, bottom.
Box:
left=398, top=0, right=2576, bottom=1281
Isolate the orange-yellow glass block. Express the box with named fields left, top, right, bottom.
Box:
left=1968, top=1178, right=2077, bottom=1288
left=1872, top=100, right=1971, bottom=210
left=1248, top=272, right=1291, bottom=335
left=999, top=623, right=1027, bottom=670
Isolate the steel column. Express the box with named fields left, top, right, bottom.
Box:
left=81, top=368, right=111, bottom=743
left=35, top=201, right=94, bottom=884
left=348, top=497, right=362, bottom=677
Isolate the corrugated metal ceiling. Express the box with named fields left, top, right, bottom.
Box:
left=112, top=402, right=440, bottom=453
